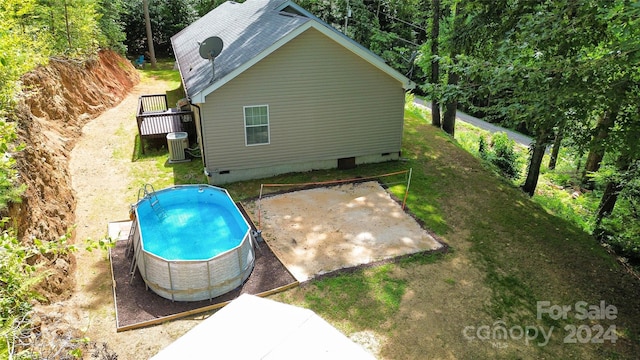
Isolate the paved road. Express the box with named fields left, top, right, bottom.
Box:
left=413, top=98, right=533, bottom=147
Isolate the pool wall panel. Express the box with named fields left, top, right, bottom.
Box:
left=133, top=185, right=255, bottom=302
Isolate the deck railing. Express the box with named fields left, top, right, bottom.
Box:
left=139, top=94, right=169, bottom=113
left=136, top=94, right=195, bottom=154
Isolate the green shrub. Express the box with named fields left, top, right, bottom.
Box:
left=479, top=132, right=523, bottom=180
left=595, top=169, right=640, bottom=266
left=0, top=121, right=27, bottom=211
left=0, top=226, right=93, bottom=358
left=0, top=223, right=47, bottom=356
left=598, top=205, right=640, bottom=265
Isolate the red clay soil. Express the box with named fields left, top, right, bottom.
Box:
left=8, top=50, right=140, bottom=302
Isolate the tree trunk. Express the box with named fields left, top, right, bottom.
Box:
left=595, top=155, right=632, bottom=226
left=430, top=0, right=441, bottom=128
left=595, top=181, right=623, bottom=225
left=143, top=0, right=157, bottom=68
left=581, top=107, right=617, bottom=187
left=442, top=71, right=458, bottom=136
left=548, top=128, right=563, bottom=170
left=442, top=3, right=461, bottom=137
left=431, top=100, right=441, bottom=127
left=49, top=7, right=55, bottom=37
left=344, top=0, right=349, bottom=33
left=583, top=148, right=604, bottom=184
left=63, top=0, right=72, bottom=48
left=522, top=137, right=547, bottom=197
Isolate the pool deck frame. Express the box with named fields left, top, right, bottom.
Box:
left=108, top=218, right=300, bottom=332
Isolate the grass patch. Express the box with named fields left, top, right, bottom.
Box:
left=131, top=148, right=206, bottom=190
left=139, top=59, right=181, bottom=84
left=533, top=182, right=598, bottom=233
left=455, top=122, right=485, bottom=157
left=303, top=264, right=406, bottom=332
left=139, top=59, right=186, bottom=106
left=397, top=249, right=451, bottom=266
left=453, top=108, right=601, bottom=236
left=534, top=153, right=601, bottom=234
left=218, top=153, right=449, bottom=234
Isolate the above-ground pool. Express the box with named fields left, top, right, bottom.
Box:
left=131, top=185, right=255, bottom=301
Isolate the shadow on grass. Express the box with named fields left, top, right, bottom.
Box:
left=303, top=264, right=407, bottom=331
left=131, top=134, right=166, bottom=163
left=130, top=134, right=205, bottom=188
left=302, top=250, right=451, bottom=332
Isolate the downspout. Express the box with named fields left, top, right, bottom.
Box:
left=190, top=103, right=210, bottom=178
left=171, top=53, right=210, bottom=180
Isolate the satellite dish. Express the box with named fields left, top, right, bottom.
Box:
left=199, top=36, right=224, bottom=60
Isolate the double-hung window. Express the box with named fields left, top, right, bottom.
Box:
left=244, top=105, right=270, bottom=146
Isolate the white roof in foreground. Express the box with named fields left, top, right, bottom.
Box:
left=151, top=294, right=376, bottom=359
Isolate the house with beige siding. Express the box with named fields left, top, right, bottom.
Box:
left=171, top=0, right=415, bottom=185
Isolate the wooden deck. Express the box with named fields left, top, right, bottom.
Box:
left=136, top=94, right=195, bottom=154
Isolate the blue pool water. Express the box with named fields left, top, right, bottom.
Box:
left=136, top=186, right=249, bottom=261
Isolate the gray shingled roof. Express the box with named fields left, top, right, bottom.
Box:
left=171, top=0, right=310, bottom=99
left=171, top=0, right=413, bottom=101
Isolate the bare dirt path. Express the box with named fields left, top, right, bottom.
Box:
left=65, top=78, right=200, bottom=359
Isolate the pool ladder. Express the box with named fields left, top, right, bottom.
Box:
left=138, top=183, right=167, bottom=220
left=127, top=184, right=166, bottom=284
left=125, top=219, right=137, bottom=258
left=127, top=221, right=142, bottom=284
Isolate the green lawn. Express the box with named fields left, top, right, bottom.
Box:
left=453, top=113, right=602, bottom=235
left=134, top=66, right=640, bottom=358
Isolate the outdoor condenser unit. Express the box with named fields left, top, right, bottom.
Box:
left=167, top=132, right=189, bottom=163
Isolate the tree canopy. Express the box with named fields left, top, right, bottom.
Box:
left=0, top=0, right=127, bottom=114
left=122, top=0, right=198, bottom=57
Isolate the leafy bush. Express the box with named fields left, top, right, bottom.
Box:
left=479, top=132, right=523, bottom=180
left=0, top=225, right=97, bottom=358
left=598, top=202, right=640, bottom=265
left=0, top=222, right=47, bottom=356
left=594, top=163, right=640, bottom=266
left=0, top=121, right=27, bottom=211
left=532, top=184, right=598, bottom=234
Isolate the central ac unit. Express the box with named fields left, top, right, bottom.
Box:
left=167, top=132, right=189, bottom=163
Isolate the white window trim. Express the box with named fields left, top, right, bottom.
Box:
left=243, top=105, right=270, bottom=146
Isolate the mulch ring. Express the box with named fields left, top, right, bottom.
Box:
left=108, top=220, right=298, bottom=332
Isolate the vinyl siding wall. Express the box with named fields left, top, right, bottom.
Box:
left=201, top=27, right=405, bottom=182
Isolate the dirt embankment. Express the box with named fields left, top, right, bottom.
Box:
left=6, top=50, right=139, bottom=301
